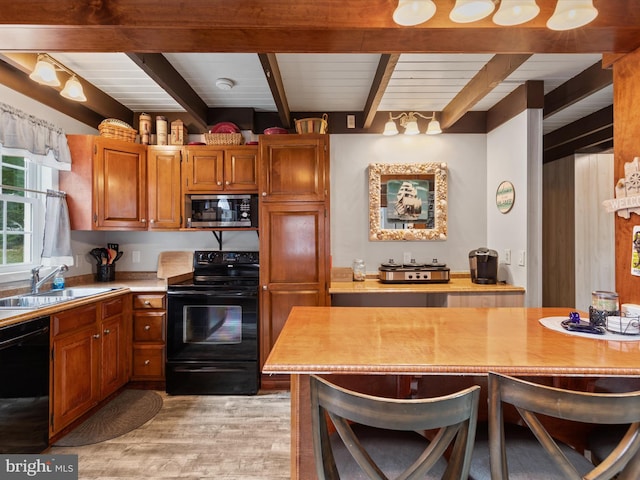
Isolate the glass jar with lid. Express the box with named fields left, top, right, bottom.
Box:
left=353, top=259, right=366, bottom=282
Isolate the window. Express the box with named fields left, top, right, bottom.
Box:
left=0, top=155, right=51, bottom=277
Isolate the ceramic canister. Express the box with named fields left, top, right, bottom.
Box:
left=156, top=116, right=168, bottom=145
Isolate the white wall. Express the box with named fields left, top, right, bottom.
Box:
left=486, top=110, right=543, bottom=306
left=330, top=134, right=487, bottom=273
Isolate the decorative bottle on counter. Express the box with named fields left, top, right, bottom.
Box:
left=353, top=259, right=366, bottom=282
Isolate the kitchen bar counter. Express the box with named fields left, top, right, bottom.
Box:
left=263, top=306, right=640, bottom=480
left=330, top=277, right=525, bottom=307
left=330, top=277, right=524, bottom=294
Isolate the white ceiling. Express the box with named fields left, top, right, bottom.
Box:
left=51, top=51, right=610, bottom=135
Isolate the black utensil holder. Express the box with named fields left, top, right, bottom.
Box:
left=96, top=264, right=115, bottom=282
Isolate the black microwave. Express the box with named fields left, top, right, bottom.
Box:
left=186, top=194, right=258, bottom=228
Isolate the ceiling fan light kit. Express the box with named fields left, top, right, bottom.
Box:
left=392, top=0, right=437, bottom=26
left=546, top=0, right=598, bottom=31
left=393, top=0, right=597, bottom=29
left=449, top=0, right=496, bottom=23
left=28, top=53, right=87, bottom=102
left=493, top=0, right=540, bottom=25
left=383, top=112, right=442, bottom=136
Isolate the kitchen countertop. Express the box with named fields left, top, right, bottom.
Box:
left=329, top=277, right=525, bottom=294
left=0, top=273, right=187, bottom=329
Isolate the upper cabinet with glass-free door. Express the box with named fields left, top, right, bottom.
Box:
left=62, top=135, right=148, bottom=230
left=259, top=134, right=327, bottom=202
left=182, top=145, right=258, bottom=194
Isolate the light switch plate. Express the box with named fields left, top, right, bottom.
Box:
left=132, top=251, right=141, bottom=263
left=518, top=250, right=526, bottom=266
left=347, top=114, right=356, bottom=129
left=504, top=249, right=511, bottom=265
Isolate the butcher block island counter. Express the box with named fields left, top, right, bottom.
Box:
left=330, top=277, right=525, bottom=307
left=263, top=306, right=640, bottom=480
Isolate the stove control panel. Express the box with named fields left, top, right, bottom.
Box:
left=194, top=250, right=259, bottom=266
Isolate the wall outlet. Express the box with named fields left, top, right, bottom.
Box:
left=504, top=249, right=511, bottom=265
left=132, top=251, right=141, bottom=263
left=518, top=250, right=526, bottom=267
left=403, top=252, right=412, bottom=264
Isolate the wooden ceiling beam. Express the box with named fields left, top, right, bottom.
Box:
left=362, top=54, right=399, bottom=129
left=0, top=2, right=639, bottom=54
left=440, top=54, right=532, bottom=130
left=0, top=52, right=131, bottom=127
left=545, top=105, right=613, bottom=151
left=544, top=62, right=613, bottom=118
left=126, top=53, right=208, bottom=129
left=258, top=53, right=291, bottom=129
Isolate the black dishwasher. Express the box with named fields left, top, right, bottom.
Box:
left=0, top=316, right=50, bottom=453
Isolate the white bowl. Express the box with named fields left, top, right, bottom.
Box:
left=607, top=315, right=640, bottom=335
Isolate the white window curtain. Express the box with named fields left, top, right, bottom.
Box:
left=0, top=102, right=72, bottom=170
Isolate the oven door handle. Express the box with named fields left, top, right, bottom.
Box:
left=172, top=365, right=250, bottom=373
left=168, top=290, right=257, bottom=297
left=0, top=325, right=49, bottom=351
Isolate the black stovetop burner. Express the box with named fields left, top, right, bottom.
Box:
left=169, top=250, right=259, bottom=290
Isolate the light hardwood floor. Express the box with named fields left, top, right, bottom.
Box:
left=48, top=391, right=291, bottom=480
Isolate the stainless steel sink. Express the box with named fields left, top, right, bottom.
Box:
left=34, top=287, right=117, bottom=298
left=0, top=295, right=68, bottom=309
left=0, top=287, right=118, bottom=309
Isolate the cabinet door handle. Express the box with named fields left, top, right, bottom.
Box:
left=93, top=334, right=100, bottom=339
left=144, top=300, right=151, bottom=306
left=104, top=329, right=110, bottom=335
left=150, top=219, right=155, bottom=224
left=144, top=360, right=150, bottom=365
left=262, top=192, right=267, bottom=196
left=144, top=325, right=151, bottom=330
left=225, top=181, right=230, bottom=185
left=262, top=285, right=268, bottom=290
left=141, top=218, right=147, bottom=223
left=217, top=181, right=222, bottom=186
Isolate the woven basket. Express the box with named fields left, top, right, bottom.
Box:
left=204, top=133, right=244, bottom=145
left=98, top=120, right=137, bottom=143
left=295, top=113, right=328, bottom=134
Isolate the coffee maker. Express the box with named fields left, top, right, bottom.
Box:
left=469, top=248, right=498, bottom=284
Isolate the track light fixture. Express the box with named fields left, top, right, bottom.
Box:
left=383, top=112, right=442, bottom=136
left=28, top=53, right=87, bottom=102
left=392, top=0, right=598, bottom=30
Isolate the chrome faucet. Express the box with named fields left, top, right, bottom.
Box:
left=31, top=264, right=69, bottom=293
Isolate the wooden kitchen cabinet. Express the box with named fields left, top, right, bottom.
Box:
left=62, top=135, right=148, bottom=230
left=147, top=146, right=182, bottom=229
left=131, top=293, right=166, bottom=381
left=258, top=134, right=331, bottom=390
left=182, top=145, right=258, bottom=193
left=99, top=296, right=131, bottom=398
left=50, top=294, right=131, bottom=435
left=259, top=134, right=327, bottom=202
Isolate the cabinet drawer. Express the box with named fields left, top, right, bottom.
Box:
left=133, top=294, right=165, bottom=309
left=133, top=312, right=166, bottom=342
left=101, top=296, right=124, bottom=319
left=132, top=346, right=165, bottom=378
left=52, top=303, right=98, bottom=336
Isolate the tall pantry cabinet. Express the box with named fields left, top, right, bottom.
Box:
left=258, top=134, right=330, bottom=390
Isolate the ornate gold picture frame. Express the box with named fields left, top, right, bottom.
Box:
left=369, top=162, right=448, bottom=241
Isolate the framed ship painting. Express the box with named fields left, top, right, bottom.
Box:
left=369, top=163, right=447, bottom=241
